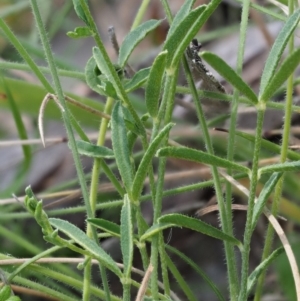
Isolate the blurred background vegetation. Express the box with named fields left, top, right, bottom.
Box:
left=0, top=0, right=300, bottom=300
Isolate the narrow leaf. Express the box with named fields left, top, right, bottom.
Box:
left=49, top=218, right=122, bottom=277
left=259, top=160, right=300, bottom=175
left=71, top=0, right=89, bottom=25
left=251, top=172, right=282, bottom=230
left=145, top=50, right=168, bottom=117
left=164, top=5, right=206, bottom=68
left=260, top=48, right=300, bottom=102
left=141, top=214, right=243, bottom=250
left=124, top=67, right=151, bottom=92
left=157, top=146, right=250, bottom=174
left=92, top=47, right=121, bottom=98
left=76, top=140, right=114, bottom=159
left=259, top=9, right=300, bottom=96
left=166, top=245, right=226, bottom=301
left=201, top=51, right=258, bottom=104
left=247, top=247, right=284, bottom=296
left=165, top=254, right=197, bottom=301
left=118, top=19, right=162, bottom=68
left=251, top=172, right=283, bottom=230
left=140, top=223, right=175, bottom=242
left=159, top=214, right=243, bottom=249
left=111, top=102, right=134, bottom=191
left=87, top=218, right=121, bottom=237
left=234, top=130, right=300, bottom=161
left=132, top=123, right=174, bottom=200
left=120, top=195, right=134, bottom=277
left=167, top=0, right=196, bottom=39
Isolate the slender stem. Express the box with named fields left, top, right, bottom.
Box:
left=182, top=52, right=241, bottom=299
left=160, top=0, right=173, bottom=23
left=225, top=0, right=251, bottom=296
left=122, top=283, right=131, bottom=301
left=254, top=2, right=295, bottom=300
left=159, top=233, right=170, bottom=296
left=0, top=18, right=54, bottom=92
left=239, top=108, right=265, bottom=301
left=0, top=61, right=85, bottom=80
left=84, top=97, right=114, bottom=301
left=78, top=0, right=146, bottom=140
left=29, top=1, right=111, bottom=300
left=131, top=0, right=151, bottom=29
left=150, top=67, right=179, bottom=299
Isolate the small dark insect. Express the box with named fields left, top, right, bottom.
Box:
left=186, top=39, right=225, bottom=94
left=185, top=38, right=229, bottom=119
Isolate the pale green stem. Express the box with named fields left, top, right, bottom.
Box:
left=181, top=48, right=241, bottom=299
left=239, top=108, right=265, bottom=301
left=150, top=68, right=179, bottom=299
left=254, top=2, right=295, bottom=300
left=131, top=0, right=151, bottom=30
left=29, top=1, right=110, bottom=300
left=225, top=0, right=252, bottom=297
left=84, top=97, right=114, bottom=301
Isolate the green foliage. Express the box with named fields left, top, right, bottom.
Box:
left=1, top=1, right=300, bottom=301
left=118, top=19, right=162, bottom=68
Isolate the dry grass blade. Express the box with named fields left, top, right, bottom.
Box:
left=135, top=264, right=154, bottom=301
left=38, top=93, right=65, bottom=147
left=219, top=171, right=300, bottom=300
left=0, top=258, right=180, bottom=301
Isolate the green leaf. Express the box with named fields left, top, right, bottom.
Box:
left=260, top=48, right=300, bottom=102
left=67, top=26, right=92, bottom=39
left=0, top=285, right=12, bottom=301
left=124, top=67, right=151, bottom=92
left=234, top=130, right=300, bottom=161
left=87, top=218, right=121, bottom=237
left=165, top=254, right=197, bottom=301
left=259, top=160, right=300, bottom=175
left=132, top=123, right=174, bottom=200
left=111, top=102, right=134, bottom=192
left=141, top=214, right=243, bottom=250
left=201, top=51, right=258, bottom=104
left=145, top=50, right=168, bottom=117
left=166, top=245, right=226, bottom=301
left=167, top=0, right=196, bottom=39
left=157, top=146, right=250, bottom=174
left=49, top=218, right=122, bottom=277
left=92, top=47, right=122, bottom=99
left=71, top=0, right=89, bottom=25
left=122, top=105, right=140, bottom=136
left=163, top=5, right=206, bottom=68
left=85, top=56, right=111, bottom=96
left=118, top=19, right=162, bottom=68
left=259, top=9, right=300, bottom=96
left=160, top=214, right=242, bottom=249
left=251, top=172, right=282, bottom=230
left=120, top=195, right=133, bottom=277
left=247, top=247, right=284, bottom=296
left=140, top=223, right=174, bottom=242
left=76, top=140, right=114, bottom=159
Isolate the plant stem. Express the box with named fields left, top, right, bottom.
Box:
left=131, top=0, right=151, bottom=30
left=254, top=2, right=295, bottom=300
left=183, top=53, right=240, bottom=299
left=150, top=67, right=179, bottom=299
left=29, top=1, right=111, bottom=300
left=225, top=0, right=251, bottom=296
left=239, top=107, right=265, bottom=301
left=84, top=96, right=114, bottom=301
